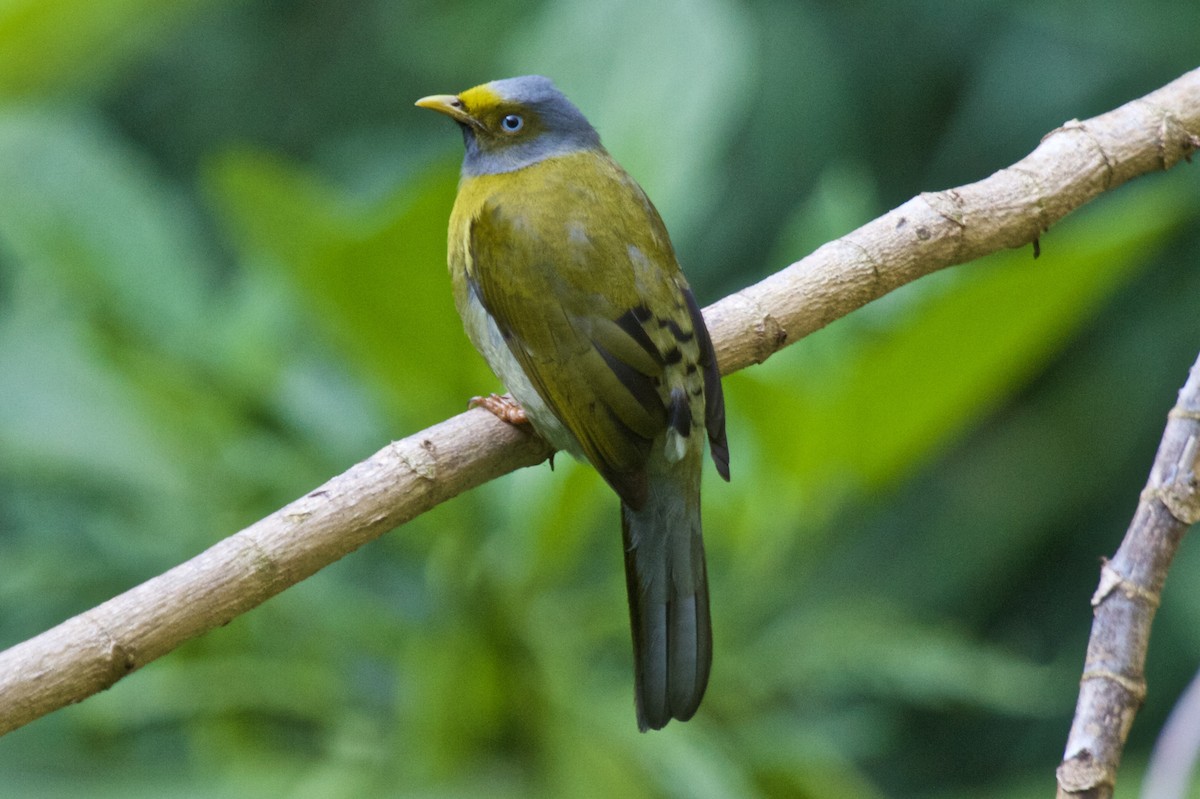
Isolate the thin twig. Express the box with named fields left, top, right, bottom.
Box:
left=1056, top=353, right=1200, bottom=798
left=1, top=68, right=1198, bottom=738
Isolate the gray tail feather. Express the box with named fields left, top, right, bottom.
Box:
left=621, top=498, right=712, bottom=732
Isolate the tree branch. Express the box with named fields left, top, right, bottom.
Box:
left=1, top=68, right=1198, bottom=738
left=1056, top=352, right=1200, bottom=798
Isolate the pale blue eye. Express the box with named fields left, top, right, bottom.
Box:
left=501, top=114, right=523, bottom=133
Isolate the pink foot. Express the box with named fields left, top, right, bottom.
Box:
left=468, top=393, right=529, bottom=426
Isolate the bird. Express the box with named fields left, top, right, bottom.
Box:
left=416, top=75, right=729, bottom=731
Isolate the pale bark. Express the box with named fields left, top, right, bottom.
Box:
left=1056, top=354, right=1200, bottom=799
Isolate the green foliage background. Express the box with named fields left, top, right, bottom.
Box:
left=1, top=1, right=1198, bottom=796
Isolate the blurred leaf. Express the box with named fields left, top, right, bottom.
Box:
left=770, top=160, right=882, bottom=267
left=750, top=600, right=1065, bottom=715
left=79, top=654, right=345, bottom=727
left=0, top=106, right=345, bottom=519
left=0, top=106, right=218, bottom=490
left=0, top=106, right=216, bottom=355
left=0, top=0, right=217, bottom=98
left=0, top=304, right=188, bottom=492
left=732, top=712, right=890, bottom=799
left=205, top=149, right=492, bottom=426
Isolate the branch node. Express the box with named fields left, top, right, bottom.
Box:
left=394, top=437, right=440, bottom=481
left=84, top=616, right=137, bottom=684
left=1005, top=163, right=1054, bottom=236
left=1184, top=132, right=1200, bottom=163
left=1081, top=668, right=1149, bottom=702
left=839, top=233, right=887, bottom=289
left=1041, top=117, right=1081, bottom=143
left=1160, top=432, right=1200, bottom=524
left=239, top=531, right=282, bottom=583
left=1157, top=112, right=1200, bottom=169
left=1062, top=119, right=1117, bottom=189
left=918, top=189, right=966, bottom=228
left=728, top=289, right=788, bottom=364
left=1092, top=560, right=1160, bottom=609
left=1056, top=747, right=1112, bottom=793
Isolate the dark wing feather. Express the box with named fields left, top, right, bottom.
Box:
left=683, top=288, right=729, bottom=480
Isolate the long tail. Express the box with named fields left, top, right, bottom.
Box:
left=621, top=464, right=712, bottom=731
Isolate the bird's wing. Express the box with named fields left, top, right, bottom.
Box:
left=464, top=152, right=726, bottom=507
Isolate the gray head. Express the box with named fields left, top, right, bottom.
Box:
left=416, top=75, right=603, bottom=176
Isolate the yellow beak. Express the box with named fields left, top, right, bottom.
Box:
left=415, top=94, right=474, bottom=125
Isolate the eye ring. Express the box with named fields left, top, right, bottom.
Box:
left=500, top=114, right=524, bottom=133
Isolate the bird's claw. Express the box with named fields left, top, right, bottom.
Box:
left=468, top=393, right=529, bottom=425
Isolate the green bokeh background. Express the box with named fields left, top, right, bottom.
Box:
left=1, top=2, right=1198, bottom=797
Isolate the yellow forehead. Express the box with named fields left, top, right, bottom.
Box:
left=458, top=83, right=505, bottom=112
